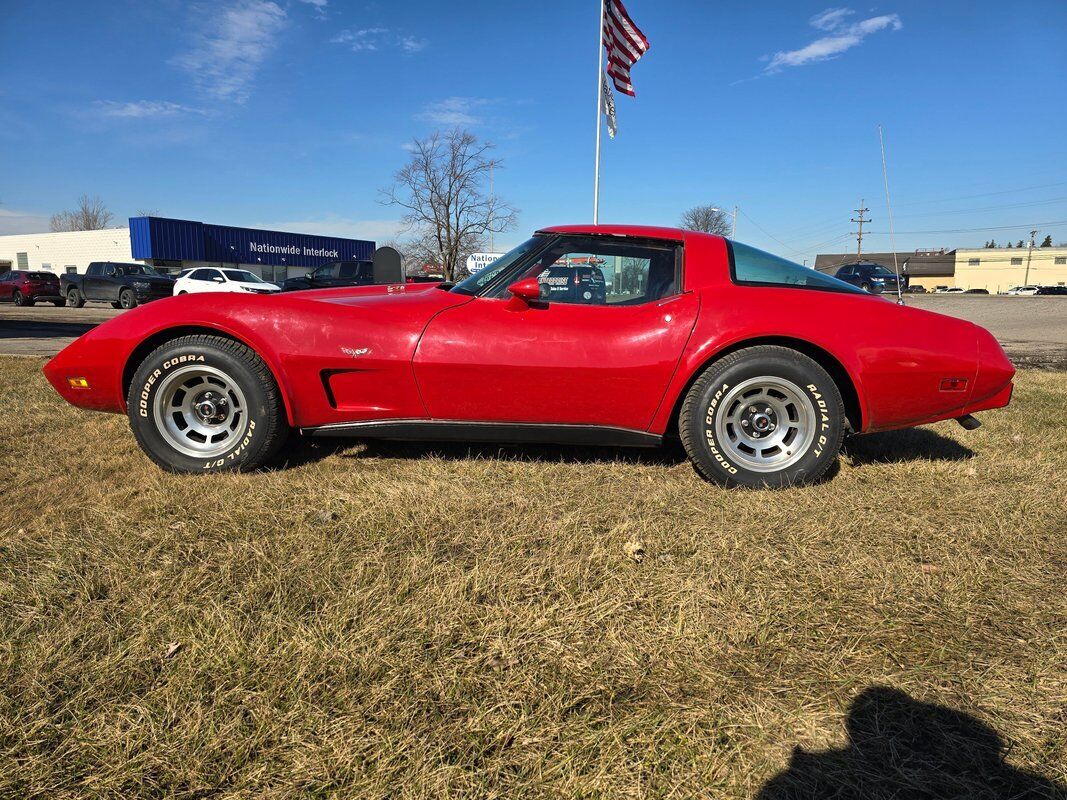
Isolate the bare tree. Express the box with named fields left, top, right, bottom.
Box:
left=382, top=130, right=517, bottom=281
left=135, top=208, right=159, bottom=217
left=680, top=204, right=731, bottom=236
left=50, top=195, right=114, bottom=232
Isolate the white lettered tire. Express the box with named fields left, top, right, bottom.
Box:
left=127, top=335, right=288, bottom=473
left=679, top=346, right=845, bottom=488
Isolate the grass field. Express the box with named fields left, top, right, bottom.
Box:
left=1, top=356, right=1064, bottom=798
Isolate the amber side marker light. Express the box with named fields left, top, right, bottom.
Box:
left=67, top=377, right=90, bottom=389
left=939, top=377, right=968, bottom=392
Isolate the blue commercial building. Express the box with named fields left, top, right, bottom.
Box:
left=128, top=216, right=376, bottom=282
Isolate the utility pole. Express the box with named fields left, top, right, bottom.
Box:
left=851, top=199, right=871, bottom=257
left=1024, top=228, right=1037, bottom=286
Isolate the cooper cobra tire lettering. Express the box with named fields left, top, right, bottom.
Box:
left=680, top=346, right=845, bottom=488
left=127, top=336, right=288, bottom=473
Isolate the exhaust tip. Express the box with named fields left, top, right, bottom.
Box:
left=955, top=414, right=982, bottom=431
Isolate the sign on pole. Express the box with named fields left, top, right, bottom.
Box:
left=465, top=253, right=504, bottom=275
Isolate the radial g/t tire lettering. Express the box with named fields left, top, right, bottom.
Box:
left=679, top=346, right=845, bottom=488
left=127, top=335, right=288, bottom=473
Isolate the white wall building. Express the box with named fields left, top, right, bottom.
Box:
left=0, top=228, right=135, bottom=275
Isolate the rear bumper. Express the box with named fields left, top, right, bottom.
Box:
left=29, top=291, right=62, bottom=301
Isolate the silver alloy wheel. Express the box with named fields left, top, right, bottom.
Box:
left=152, top=365, right=249, bottom=458
left=713, top=376, right=816, bottom=473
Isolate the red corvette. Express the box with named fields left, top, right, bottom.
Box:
left=43, top=225, right=1014, bottom=487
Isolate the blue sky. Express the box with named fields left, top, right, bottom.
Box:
left=1, top=0, right=1065, bottom=260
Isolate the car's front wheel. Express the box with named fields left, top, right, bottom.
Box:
left=679, top=346, right=845, bottom=488
left=119, top=289, right=137, bottom=309
left=127, top=335, right=289, bottom=473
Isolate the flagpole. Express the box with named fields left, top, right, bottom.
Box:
left=593, top=0, right=605, bottom=225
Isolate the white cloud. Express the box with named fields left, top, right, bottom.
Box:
left=0, top=208, right=51, bottom=235
left=171, top=0, right=288, bottom=104
left=417, top=97, right=491, bottom=126
left=764, top=8, right=901, bottom=72
left=92, top=100, right=209, bottom=119
left=808, top=8, right=854, bottom=31
left=297, top=0, right=327, bottom=18
left=331, top=27, right=426, bottom=53
left=259, top=216, right=406, bottom=242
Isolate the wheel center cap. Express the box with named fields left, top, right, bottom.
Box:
left=194, top=392, right=229, bottom=424
left=753, top=414, right=771, bottom=431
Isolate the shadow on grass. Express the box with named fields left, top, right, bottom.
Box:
left=844, top=427, right=974, bottom=466
left=344, top=438, right=690, bottom=467
left=759, top=687, right=1066, bottom=800
left=270, top=427, right=975, bottom=474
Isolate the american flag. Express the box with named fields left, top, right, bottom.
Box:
left=602, top=0, right=649, bottom=97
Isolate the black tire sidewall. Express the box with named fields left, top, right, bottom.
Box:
left=67, top=289, right=83, bottom=308
left=120, top=290, right=136, bottom=309
left=13, top=291, right=23, bottom=306
left=683, top=351, right=844, bottom=488
left=128, top=340, right=282, bottom=473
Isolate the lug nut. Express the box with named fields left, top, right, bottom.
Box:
left=741, top=420, right=749, bottom=427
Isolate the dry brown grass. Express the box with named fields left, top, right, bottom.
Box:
left=1, top=356, right=1064, bottom=798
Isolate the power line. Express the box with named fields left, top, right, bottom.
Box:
left=864, top=218, right=1067, bottom=234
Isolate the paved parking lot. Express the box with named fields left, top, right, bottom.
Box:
left=1, top=295, right=1065, bottom=367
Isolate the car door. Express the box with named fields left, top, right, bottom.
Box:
left=84, top=263, right=113, bottom=300
left=413, top=235, right=699, bottom=431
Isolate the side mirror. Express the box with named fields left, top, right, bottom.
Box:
left=507, top=277, right=543, bottom=305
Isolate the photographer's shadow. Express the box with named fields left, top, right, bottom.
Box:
left=759, top=687, right=1065, bottom=799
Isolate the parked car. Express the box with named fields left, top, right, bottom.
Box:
left=43, top=225, right=1015, bottom=488
left=937, top=287, right=965, bottom=293
left=903, top=285, right=927, bottom=294
left=61, top=262, right=174, bottom=309
left=1035, top=285, right=1067, bottom=295
left=281, top=260, right=375, bottom=292
left=1006, top=286, right=1039, bottom=296
left=964, top=288, right=990, bottom=294
left=832, top=262, right=906, bottom=294
left=0, top=270, right=64, bottom=306
left=174, top=268, right=280, bottom=296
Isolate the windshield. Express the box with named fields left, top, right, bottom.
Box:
left=870, top=265, right=895, bottom=276
left=223, top=270, right=263, bottom=283
left=451, top=237, right=545, bottom=295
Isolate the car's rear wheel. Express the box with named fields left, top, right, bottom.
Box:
left=13, top=290, right=25, bottom=306
left=679, top=346, right=845, bottom=488
left=127, top=335, right=288, bottom=473
left=119, top=289, right=137, bottom=309
left=67, top=288, right=85, bottom=308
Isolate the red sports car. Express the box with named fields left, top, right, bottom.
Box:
left=43, top=225, right=1014, bottom=488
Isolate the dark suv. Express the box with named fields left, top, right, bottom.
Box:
left=281, top=261, right=375, bottom=292
left=0, top=270, right=64, bottom=306
left=833, top=262, right=906, bottom=294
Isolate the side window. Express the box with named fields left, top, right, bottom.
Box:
left=205, top=269, right=223, bottom=281
left=102, top=264, right=116, bottom=277
left=731, top=242, right=866, bottom=294
left=314, top=264, right=338, bottom=279
left=508, top=237, right=678, bottom=306
left=87, top=264, right=101, bottom=276
left=189, top=269, right=210, bottom=281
